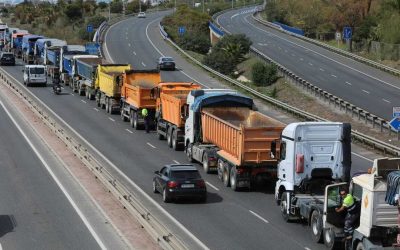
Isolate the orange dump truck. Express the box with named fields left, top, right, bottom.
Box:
left=184, top=89, right=285, bottom=191
left=120, top=69, right=161, bottom=129
left=94, top=64, right=131, bottom=114
left=153, top=82, right=201, bottom=150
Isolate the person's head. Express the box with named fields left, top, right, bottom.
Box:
left=340, top=189, right=348, bottom=197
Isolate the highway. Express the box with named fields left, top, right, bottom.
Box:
left=0, top=85, right=129, bottom=249
left=0, top=10, right=382, bottom=250
left=216, top=7, right=400, bottom=121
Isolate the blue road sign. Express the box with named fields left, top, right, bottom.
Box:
left=343, top=27, right=352, bottom=40
left=87, top=24, right=93, bottom=33
left=393, top=107, right=400, bottom=118
left=178, top=26, right=186, bottom=35
left=390, top=117, right=400, bottom=131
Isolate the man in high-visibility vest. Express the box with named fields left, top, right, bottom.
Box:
left=142, top=108, right=149, bottom=133
left=336, top=189, right=358, bottom=240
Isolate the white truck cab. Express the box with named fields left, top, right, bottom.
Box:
left=23, top=65, right=47, bottom=87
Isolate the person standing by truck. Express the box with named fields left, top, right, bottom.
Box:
left=335, top=189, right=358, bottom=240
left=142, top=108, right=149, bottom=133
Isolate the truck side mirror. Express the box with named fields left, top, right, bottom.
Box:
left=180, top=104, right=189, bottom=120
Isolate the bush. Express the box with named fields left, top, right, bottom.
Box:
left=64, top=4, right=82, bottom=20
left=110, top=1, right=123, bottom=13
left=98, top=2, right=108, bottom=9
left=203, top=50, right=236, bottom=75
left=215, top=34, right=252, bottom=64
left=251, top=62, right=278, bottom=86
left=88, top=15, right=107, bottom=28
left=179, top=33, right=210, bottom=54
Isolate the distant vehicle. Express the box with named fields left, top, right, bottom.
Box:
left=157, top=56, right=175, bottom=71
left=138, top=12, right=146, bottom=18
left=23, top=65, right=47, bottom=87
left=153, top=164, right=207, bottom=203
left=0, top=52, right=15, bottom=66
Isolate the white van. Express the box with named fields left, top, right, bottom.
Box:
left=23, top=65, right=47, bottom=87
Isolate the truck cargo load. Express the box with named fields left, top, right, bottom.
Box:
left=120, top=69, right=161, bottom=130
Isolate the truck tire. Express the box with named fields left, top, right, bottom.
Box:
left=157, top=131, right=165, bottom=140
left=202, top=154, right=210, bottom=173
left=230, top=167, right=238, bottom=191
left=172, top=130, right=180, bottom=151
left=133, top=112, right=139, bottom=130
left=311, top=210, right=323, bottom=243
left=130, top=111, right=135, bottom=128
left=217, top=159, right=224, bottom=181
left=323, top=228, right=338, bottom=250
left=167, top=127, right=173, bottom=148
left=105, top=98, right=110, bottom=113
left=186, top=144, right=194, bottom=163
left=109, top=99, right=114, bottom=114
left=223, top=166, right=230, bottom=187
left=120, top=108, right=127, bottom=121
left=162, top=188, right=171, bottom=203
left=356, top=242, right=364, bottom=250
left=280, top=192, right=291, bottom=222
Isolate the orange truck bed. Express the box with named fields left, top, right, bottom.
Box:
left=121, top=69, right=161, bottom=109
left=201, top=107, right=285, bottom=166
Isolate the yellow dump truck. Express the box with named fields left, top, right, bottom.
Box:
left=95, top=64, right=130, bottom=114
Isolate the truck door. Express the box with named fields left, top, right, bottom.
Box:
left=323, top=182, right=347, bottom=229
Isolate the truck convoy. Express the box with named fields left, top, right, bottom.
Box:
left=22, top=34, right=44, bottom=64
left=34, top=38, right=66, bottom=65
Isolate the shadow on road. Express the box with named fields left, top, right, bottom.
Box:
left=174, top=192, right=223, bottom=205
left=0, top=215, right=16, bottom=237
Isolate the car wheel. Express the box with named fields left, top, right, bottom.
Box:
left=152, top=180, right=159, bottom=193
left=162, top=188, right=171, bottom=203
left=121, top=108, right=127, bottom=121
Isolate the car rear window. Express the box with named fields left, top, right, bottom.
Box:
left=162, top=58, right=174, bottom=62
left=2, top=53, right=14, bottom=59
left=29, top=67, right=45, bottom=74
left=170, top=170, right=201, bottom=179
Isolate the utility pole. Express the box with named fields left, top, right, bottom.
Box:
left=108, top=3, right=111, bottom=21
left=139, top=0, right=142, bottom=12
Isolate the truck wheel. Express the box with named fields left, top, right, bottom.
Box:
left=162, top=188, right=171, bottom=203
left=130, top=111, right=135, bottom=128
left=280, top=192, right=291, bottom=222
left=217, top=159, right=224, bottom=181
left=109, top=99, right=114, bottom=114
left=96, top=98, right=100, bottom=107
left=186, top=144, right=194, bottom=162
left=172, top=130, right=180, bottom=151
left=157, top=130, right=165, bottom=140
left=223, top=167, right=230, bottom=187
left=105, top=98, right=109, bottom=113
left=202, top=154, right=210, bottom=173
left=323, top=228, right=337, bottom=250
left=311, top=210, right=323, bottom=243
left=133, top=112, right=140, bottom=130
left=230, top=167, right=238, bottom=191
left=167, top=127, right=173, bottom=148
left=120, top=108, right=127, bottom=121
left=356, top=242, right=364, bottom=250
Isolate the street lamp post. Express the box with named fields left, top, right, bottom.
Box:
left=232, top=0, right=234, bottom=9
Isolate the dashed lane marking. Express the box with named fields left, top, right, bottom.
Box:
left=319, top=68, right=324, bottom=71
left=346, top=81, right=352, bottom=85
left=125, top=129, right=133, bottom=134
left=81, top=100, right=87, bottom=103
left=206, top=182, right=219, bottom=191
left=331, top=74, right=337, bottom=78
left=249, top=210, right=269, bottom=224
left=141, top=62, right=146, bottom=67
left=93, top=108, right=99, bottom=112
left=383, top=99, right=391, bottom=103
left=173, top=160, right=180, bottom=164
left=362, top=89, right=370, bottom=94
left=147, top=142, right=156, bottom=148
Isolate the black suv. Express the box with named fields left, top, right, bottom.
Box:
left=0, top=52, right=15, bottom=66
left=153, top=164, right=207, bottom=203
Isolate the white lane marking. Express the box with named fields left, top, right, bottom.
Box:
left=243, top=17, right=400, bottom=91
left=383, top=99, right=391, bottom=103
left=147, top=142, right=156, bottom=148
left=141, top=62, right=146, bottom=67
left=0, top=100, right=107, bottom=250
left=319, top=68, right=324, bottom=71
left=304, top=248, right=311, bottom=250
left=81, top=100, right=87, bottom=104
left=128, top=43, right=131, bottom=47
left=249, top=210, right=269, bottom=224
left=352, top=152, right=373, bottom=162
left=71, top=93, right=75, bottom=96
left=125, top=32, right=128, bottom=35
left=300, top=58, right=304, bottom=61
left=346, top=81, right=352, bottom=86
left=133, top=51, right=136, bottom=55
left=206, top=182, right=219, bottom=191
left=125, top=129, right=133, bottom=134
left=93, top=108, right=99, bottom=112
left=173, top=160, right=180, bottom=164
left=231, top=13, right=239, bottom=19
left=308, top=62, right=313, bottom=66
left=108, top=117, right=115, bottom=122
left=331, top=74, right=337, bottom=78
left=362, top=89, right=370, bottom=94
left=145, top=18, right=210, bottom=88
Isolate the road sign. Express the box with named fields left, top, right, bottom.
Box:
left=87, top=24, right=93, bottom=33
left=390, top=117, right=400, bottom=131
left=335, top=32, right=341, bottom=41
left=393, top=107, right=400, bottom=118
left=343, top=27, right=352, bottom=40
left=178, top=26, right=186, bottom=36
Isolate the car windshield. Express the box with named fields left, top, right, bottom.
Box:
left=170, top=170, right=201, bottom=179
left=162, top=57, right=174, bottom=62
left=29, top=67, right=45, bottom=74
left=2, top=53, right=13, bottom=58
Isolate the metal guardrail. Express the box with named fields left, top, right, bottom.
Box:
left=252, top=11, right=400, bottom=77
left=158, top=23, right=400, bottom=157
left=0, top=69, right=188, bottom=250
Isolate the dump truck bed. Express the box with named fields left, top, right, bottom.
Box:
left=160, top=93, right=189, bottom=128
left=95, top=64, right=131, bottom=97
left=201, top=107, right=285, bottom=166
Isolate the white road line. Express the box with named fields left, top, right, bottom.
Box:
left=0, top=100, right=107, bottom=250
left=108, top=117, right=115, bottom=122
left=300, top=58, right=304, bottom=61
left=125, top=129, right=133, bottom=134
left=206, top=182, right=219, bottom=191
left=319, top=68, right=325, bottom=71
left=249, top=210, right=269, bottom=224
left=71, top=93, right=75, bottom=96
left=362, top=89, right=370, bottom=94
left=81, top=100, right=87, bottom=103
left=133, top=51, right=136, bottom=55
left=147, top=142, right=156, bottom=148
left=346, top=81, right=352, bottom=85
left=93, top=108, right=99, bottom=112
left=243, top=16, right=400, bottom=91
left=308, top=63, right=313, bottom=66
left=304, top=247, right=311, bottom=250
left=128, top=43, right=131, bottom=47
left=141, top=62, right=146, bottom=67
left=352, top=152, right=373, bottom=162
left=173, top=160, right=180, bottom=164
left=383, top=99, right=391, bottom=103
left=331, top=74, right=337, bottom=78
left=0, top=243, right=2, bottom=250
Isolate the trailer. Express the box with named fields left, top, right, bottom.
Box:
left=11, top=31, right=29, bottom=58
left=120, top=69, right=161, bottom=129
left=70, top=55, right=100, bottom=94
left=35, top=38, right=66, bottom=65
left=74, top=57, right=105, bottom=98
left=95, top=64, right=131, bottom=114
left=22, top=35, right=44, bottom=64
left=59, top=45, right=87, bottom=85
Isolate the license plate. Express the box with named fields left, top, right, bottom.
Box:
left=181, top=184, right=194, bottom=188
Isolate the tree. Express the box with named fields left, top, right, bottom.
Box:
left=251, top=62, right=278, bottom=86
left=215, top=34, right=252, bottom=64
left=110, top=0, right=123, bottom=13
left=98, top=2, right=108, bottom=10
left=64, top=4, right=82, bottom=20
left=203, top=50, right=236, bottom=75
left=88, top=15, right=107, bottom=28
